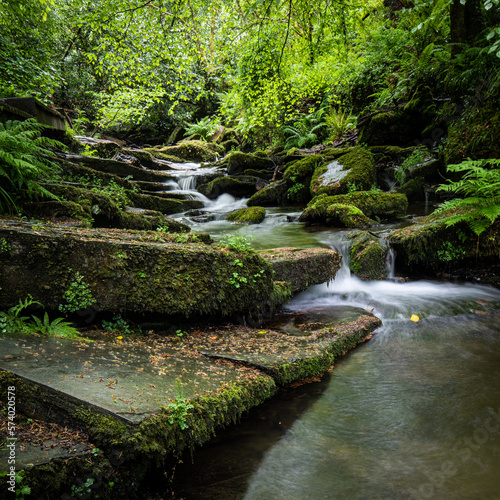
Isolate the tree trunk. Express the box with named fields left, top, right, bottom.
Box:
left=450, top=0, right=484, bottom=55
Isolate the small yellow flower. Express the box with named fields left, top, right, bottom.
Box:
left=117, top=335, right=123, bottom=340
left=410, top=315, right=420, bottom=322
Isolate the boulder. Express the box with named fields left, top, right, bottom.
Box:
left=247, top=180, right=288, bottom=207
left=348, top=231, right=389, bottom=280
left=309, top=147, right=376, bottom=197
left=299, top=191, right=408, bottom=225
left=225, top=152, right=275, bottom=175
left=197, top=176, right=257, bottom=199
left=227, top=207, right=266, bottom=224
left=258, top=247, right=341, bottom=293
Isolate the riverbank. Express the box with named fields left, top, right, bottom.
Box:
left=0, top=312, right=381, bottom=499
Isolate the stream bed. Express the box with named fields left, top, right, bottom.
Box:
left=163, top=165, right=500, bottom=499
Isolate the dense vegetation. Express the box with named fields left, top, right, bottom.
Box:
left=0, top=0, right=499, bottom=250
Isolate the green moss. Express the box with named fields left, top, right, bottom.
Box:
left=227, top=206, right=266, bottom=224
left=300, top=191, right=408, bottom=224
left=148, top=140, right=223, bottom=163
left=324, top=203, right=374, bottom=228
left=226, top=151, right=275, bottom=175
left=348, top=231, right=388, bottom=279
left=247, top=180, right=288, bottom=207
left=197, top=176, right=256, bottom=199
left=310, top=147, right=375, bottom=197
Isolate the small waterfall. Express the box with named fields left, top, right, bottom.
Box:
left=179, top=175, right=197, bottom=191
left=386, top=247, right=396, bottom=280
left=331, top=240, right=352, bottom=285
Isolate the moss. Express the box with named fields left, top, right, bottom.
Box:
left=348, top=231, right=388, bottom=279
left=309, top=147, right=376, bottom=197
left=247, top=180, right=288, bottom=207
left=388, top=211, right=500, bottom=272
left=300, top=191, right=408, bottom=224
left=22, top=200, right=91, bottom=222
left=396, top=177, right=425, bottom=202
left=282, top=155, right=325, bottom=204
left=197, top=176, right=256, bottom=199
left=0, top=223, right=287, bottom=318
left=220, top=138, right=240, bottom=152
left=243, top=168, right=273, bottom=180
left=324, top=203, right=375, bottom=228
left=148, top=140, right=223, bottom=163
left=124, top=148, right=159, bottom=168
left=225, top=151, right=275, bottom=175
left=227, top=207, right=266, bottom=224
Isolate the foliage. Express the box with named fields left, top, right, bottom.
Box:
left=102, top=315, right=133, bottom=335
left=395, top=149, right=430, bottom=186
left=164, top=382, right=194, bottom=430
left=184, top=116, right=220, bottom=140
left=325, top=107, right=356, bottom=141
left=0, top=295, right=80, bottom=339
left=0, top=469, right=31, bottom=499
left=0, top=119, right=64, bottom=213
left=219, top=233, right=255, bottom=253
left=435, top=158, right=500, bottom=236
left=0, top=237, right=12, bottom=252
left=58, top=269, right=97, bottom=314
left=30, top=312, right=81, bottom=339
left=283, top=107, right=329, bottom=149
left=71, top=478, right=95, bottom=498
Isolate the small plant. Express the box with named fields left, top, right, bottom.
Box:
left=71, top=477, right=95, bottom=498
left=435, top=158, right=500, bottom=237
left=176, top=329, right=187, bottom=338
left=102, top=315, right=133, bottom=335
left=219, top=233, right=255, bottom=253
left=325, top=107, right=356, bottom=141
left=156, top=225, right=170, bottom=233
left=0, top=295, right=41, bottom=334
left=0, top=469, right=31, bottom=498
left=164, top=382, right=194, bottom=430
left=437, top=241, right=467, bottom=262
left=0, top=119, right=65, bottom=213
left=138, top=272, right=147, bottom=279
left=184, top=116, right=220, bottom=141
left=30, top=312, right=80, bottom=339
left=59, top=269, right=96, bottom=314
left=283, top=107, right=328, bottom=149
left=287, top=182, right=306, bottom=201
left=394, top=149, right=429, bottom=186
left=0, top=237, right=12, bottom=252
left=346, top=181, right=360, bottom=193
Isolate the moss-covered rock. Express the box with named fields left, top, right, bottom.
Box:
left=358, top=86, right=437, bottom=146
left=148, top=140, right=223, bottom=163
left=443, top=104, right=500, bottom=164
left=323, top=203, right=375, bottom=228
left=258, top=247, right=341, bottom=293
left=227, top=207, right=266, bottom=224
left=283, top=155, right=324, bottom=204
left=310, top=147, right=376, bottom=197
left=299, top=191, right=408, bottom=224
left=348, top=231, right=388, bottom=279
left=387, top=210, right=500, bottom=272
left=247, top=180, right=288, bottom=207
left=197, top=176, right=257, bottom=199
left=226, top=151, right=275, bottom=175
left=0, top=222, right=284, bottom=318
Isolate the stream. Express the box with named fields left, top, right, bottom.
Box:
left=163, top=164, right=500, bottom=499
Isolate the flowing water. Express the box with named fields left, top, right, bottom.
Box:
left=162, top=164, right=500, bottom=500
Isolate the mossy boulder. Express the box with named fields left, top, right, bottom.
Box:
left=0, top=222, right=283, bottom=318
left=348, top=231, right=388, bottom=280
left=283, top=155, right=324, bottom=204
left=358, top=87, right=437, bottom=146
left=322, top=203, right=375, bottom=228
left=227, top=206, right=266, bottom=224
left=149, top=140, right=223, bottom=163
left=225, top=151, right=275, bottom=176
left=258, top=247, right=341, bottom=293
left=310, top=147, right=376, bottom=197
left=247, top=180, right=288, bottom=207
left=299, top=191, right=408, bottom=224
left=387, top=210, right=500, bottom=272
left=197, top=176, right=257, bottom=199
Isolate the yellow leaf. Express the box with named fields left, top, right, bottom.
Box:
left=410, top=315, right=420, bottom=322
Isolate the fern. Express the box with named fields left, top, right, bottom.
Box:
left=0, top=119, right=64, bottom=212
left=435, top=159, right=500, bottom=235
left=283, top=108, right=328, bottom=149
left=30, top=312, right=81, bottom=339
